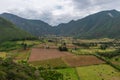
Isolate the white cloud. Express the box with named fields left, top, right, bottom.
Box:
left=0, top=0, right=120, bottom=25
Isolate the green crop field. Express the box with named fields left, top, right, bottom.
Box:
left=0, top=52, right=7, bottom=58
left=76, top=64, right=120, bottom=80
left=8, top=49, right=31, bottom=61
left=29, top=58, right=68, bottom=68
left=57, top=68, right=79, bottom=80
left=16, top=40, right=41, bottom=46
left=108, top=56, right=120, bottom=69
left=0, top=40, right=41, bottom=51
left=71, top=48, right=116, bottom=55
left=110, top=56, right=120, bottom=62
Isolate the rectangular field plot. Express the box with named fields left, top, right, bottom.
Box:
left=63, top=55, right=105, bottom=67
left=29, top=58, right=68, bottom=68
left=8, top=49, right=31, bottom=61
left=72, top=48, right=116, bottom=55
left=57, top=68, right=79, bottom=80
left=76, top=64, right=120, bottom=80
left=29, top=48, right=74, bottom=62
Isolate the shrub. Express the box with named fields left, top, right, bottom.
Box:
left=59, top=46, right=68, bottom=51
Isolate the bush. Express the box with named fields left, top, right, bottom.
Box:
left=100, top=44, right=108, bottom=50
left=59, top=46, right=68, bottom=51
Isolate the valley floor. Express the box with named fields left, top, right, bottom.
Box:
left=0, top=40, right=120, bottom=80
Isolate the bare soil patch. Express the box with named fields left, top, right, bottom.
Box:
left=29, top=48, right=105, bottom=67
left=63, top=55, right=105, bottom=67
left=29, top=48, right=73, bottom=62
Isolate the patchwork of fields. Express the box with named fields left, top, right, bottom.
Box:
left=29, top=48, right=105, bottom=67
left=29, top=48, right=74, bottom=62
left=28, top=46, right=120, bottom=80
left=0, top=41, right=120, bottom=80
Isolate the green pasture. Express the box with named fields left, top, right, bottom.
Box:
left=29, top=58, right=68, bottom=68
left=0, top=40, right=41, bottom=51
left=71, top=48, right=116, bottom=55
left=57, top=68, right=79, bottom=80
left=8, top=49, right=31, bottom=61
left=0, top=52, right=7, bottom=58
left=76, top=64, right=120, bottom=80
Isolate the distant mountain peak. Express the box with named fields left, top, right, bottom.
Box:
left=110, top=9, right=118, bottom=12
left=104, top=9, right=118, bottom=12
left=1, top=9, right=120, bottom=38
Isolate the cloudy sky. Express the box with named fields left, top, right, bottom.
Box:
left=0, top=0, right=120, bottom=25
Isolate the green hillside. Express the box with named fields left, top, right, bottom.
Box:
left=56, top=10, right=120, bottom=38
left=0, top=17, right=33, bottom=42
left=1, top=10, right=120, bottom=39
left=0, top=13, right=54, bottom=36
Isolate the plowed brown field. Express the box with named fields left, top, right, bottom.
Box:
left=29, top=48, right=74, bottom=62
left=29, top=48, right=105, bottom=67
left=63, top=55, right=105, bottom=67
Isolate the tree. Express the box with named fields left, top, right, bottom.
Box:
left=100, top=44, right=108, bottom=50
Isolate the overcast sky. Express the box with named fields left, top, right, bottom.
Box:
left=0, top=0, right=120, bottom=25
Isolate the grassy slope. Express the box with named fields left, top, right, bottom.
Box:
left=57, top=68, right=79, bottom=80
left=29, top=58, right=68, bottom=68
left=0, top=17, right=32, bottom=42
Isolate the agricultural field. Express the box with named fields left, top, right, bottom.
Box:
left=76, top=64, right=120, bottom=80
left=0, top=38, right=120, bottom=80
left=29, top=48, right=74, bottom=62
left=0, top=40, right=41, bottom=51
left=77, top=38, right=114, bottom=43
left=29, top=58, right=68, bottom=68
left=63, top=55, right=105, bottom=67
left=97, top=49, right=120, bottom=70
left=57, top=68, right=79, bottom=80
left=71, top=48, right=116, bottom=55
left=8, top=49, right=31, bottom=61
left=16, top=40, right=41, bottom=48
left=111, top=56, right=120, bottom=66
left=0, top=52, right=7, bottom=58
left=29, top=48, right=105, bottom=68
left=109, top=56, right=120, bottom=69
left=0, top=40, right=41, bottom=61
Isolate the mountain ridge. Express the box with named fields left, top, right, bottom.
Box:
left=0, top=17, right=33, bottom=42
left=0, top=9, right=120, bottom=39
left=0, top=13, right=55, bottom=36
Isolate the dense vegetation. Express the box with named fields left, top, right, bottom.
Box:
left=0, top=58, right=63, bottom=80
left=0, top=17, right=33, bottom=42
left=0, top=40, right=40, bottom=51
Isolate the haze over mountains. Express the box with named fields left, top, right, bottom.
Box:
left=0, top=9, right=120, bottom=39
